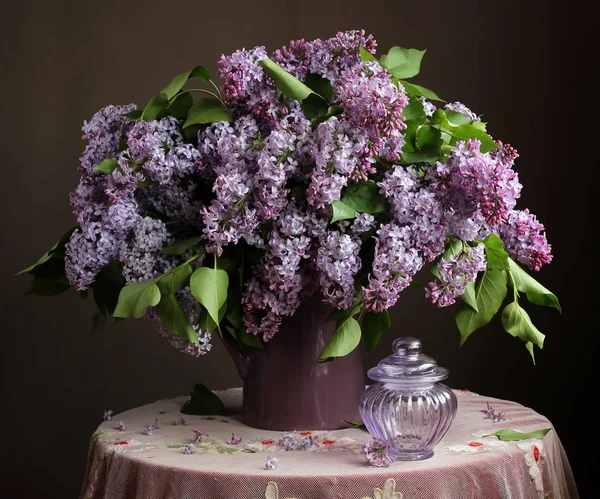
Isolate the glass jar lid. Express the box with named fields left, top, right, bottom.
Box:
left=367, top=337, right=449, bottom=383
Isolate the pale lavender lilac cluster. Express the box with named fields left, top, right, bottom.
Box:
left=426, top=244, right=487, bottom=307
left=62, top=30, right=552, bottom=351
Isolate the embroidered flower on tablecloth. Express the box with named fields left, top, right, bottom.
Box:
left=362, top=478, right=403, bottom=499
left=103, top=410, right=114, bottom=421
left=116, top=421, right=126, bottom=431
left=264, top=482, right=296, bottom=499
left=143, top=426, right=154, bottom=436
left=278, top=433, right=320, bottom=450
left=184, top=443, right=195, bottom=455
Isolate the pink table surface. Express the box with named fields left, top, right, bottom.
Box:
left=79, top=388, right=579, bottom=499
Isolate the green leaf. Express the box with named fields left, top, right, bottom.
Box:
left=157, top=264, right=192, bottom=295
left=180, top=383, right=226, bottom=416
left=165, top=92, right=194, bottom=120
left=113, top=280, right=161, bottom=319
left=198, top=303, right=226, bottom=333
left=189, top=66, right=211, bottom=83
left=344, top=419, right=366, bottom=428
left=318, top=316, right=361, bottom=362
left=331, top=200, right=357, bottom=223
left=456, top=269, right=507, bottom=345
left=452, top=125, right=498, bottom=153
left=417, top=125, right=442, bottom=153
left=93, top=158, right=119, bottom=174
left=402, top=98, right=426, bottom=124
left=482, top=234, right=509, bottom=271
left=259, top=58, right=320, bottom=101
left=461, top=281, right=479, bottom=312
left=236, top=328, right=264, bottom=350
left=501, top=302, right=545, bottom=350
left=155, top=293, right=199, bottom=345
left=123, top=109, right=142, bottom=120
left=400, top=150, right=441, bottom=165
left=341, top=181, right=387, bottom=213
left=359, top=46, right=378, bottom=63
left=91, top=261, right=125, bottom=317
left=507, top=259, right=561, bottom=312
left=398, top=80, right=445, bottom=102
left=381, top=47, right=426, bottom=79
left=483, top=428, right=552, bottom=441
left=362, top=310, right=391, bottom=353
left=183, top=96, right=234, bottom=128
left=141, top=93, right=169, bottom=121
left=302, top=93, right=330, bottom=119
left=25, top=276, right=70, bottom=296
left=225, top=289, right=243, bottom=329
left=445, top=110, right=473, bottom=127
left=160, top=65, right=211, bottom=100
left=160, top=236, right=203, bottom=255
left=326, top=293, right=363, bottom=323
left=190, top=266, right=229, bottom=327
left=304, top=72, right=333, bottom=102
left=16, top=227, right=76, bottom=275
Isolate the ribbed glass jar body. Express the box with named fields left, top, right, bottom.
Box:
left=359, top=381, right=458, bottom=460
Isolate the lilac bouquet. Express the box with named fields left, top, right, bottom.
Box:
left=19, top=30, right=559, bottom=362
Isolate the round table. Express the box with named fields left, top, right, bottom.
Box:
left=79, top=388, right=578, bottom=499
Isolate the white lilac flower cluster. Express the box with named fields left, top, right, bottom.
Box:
left=57, top=30, right=553, bottom=354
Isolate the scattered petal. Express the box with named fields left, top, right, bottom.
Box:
left=265, top=456, right=279, bottom=470
left=193, top=429, right=209, bottom=443
left=362, top=437, right=394, bottom=467
left=227, top=432, right=243, bottom=445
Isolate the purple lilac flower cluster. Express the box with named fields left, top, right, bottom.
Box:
left=59, top=30, right=552, bottom=353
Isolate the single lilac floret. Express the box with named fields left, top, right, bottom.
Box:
left=362, top=437, right=394, bottom=467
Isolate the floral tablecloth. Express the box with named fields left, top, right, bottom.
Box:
left=80, top=388, right=578, bottom=499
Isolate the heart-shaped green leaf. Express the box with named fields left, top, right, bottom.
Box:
left=93, top=158, right=119, bottom=174
left=456, top=269, right=507, bottom=344
left=190, top=266, right=229, bottom=327
left=183, top=96, right=234, bottom=128
left=507, top=259, right=561, bottom=312
left=113, top=280, right=161, bottom=319
left=341, top=181, right=387, bottom=214
left=155, top=293, right=199, bottom=345
left=362, top=309, right=391, bottom=353
left=318, top=316, right=361, bottom=362
left=331, top=200, right=357, bottom=223
left=141, top=93, right=169, bottom=121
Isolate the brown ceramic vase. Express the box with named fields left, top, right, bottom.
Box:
left=222, top=298, right=365, bottom=431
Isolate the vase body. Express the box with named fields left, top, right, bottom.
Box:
left=227, top=299, right=365, bottom=431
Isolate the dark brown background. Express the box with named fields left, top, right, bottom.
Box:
left=1, top=0, right=593, bottom=497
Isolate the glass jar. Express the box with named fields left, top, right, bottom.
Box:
left=359, top=337, right=458, bottom=460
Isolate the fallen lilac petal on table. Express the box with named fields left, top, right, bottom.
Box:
left=362, top=437, right=394, bottom=467
left=227, top=433, right=243, bottom=445
left=265, top=456, right=279, bottom=470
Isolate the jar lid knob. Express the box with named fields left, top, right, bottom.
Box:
left=393, top=337, right=422, bottom=356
